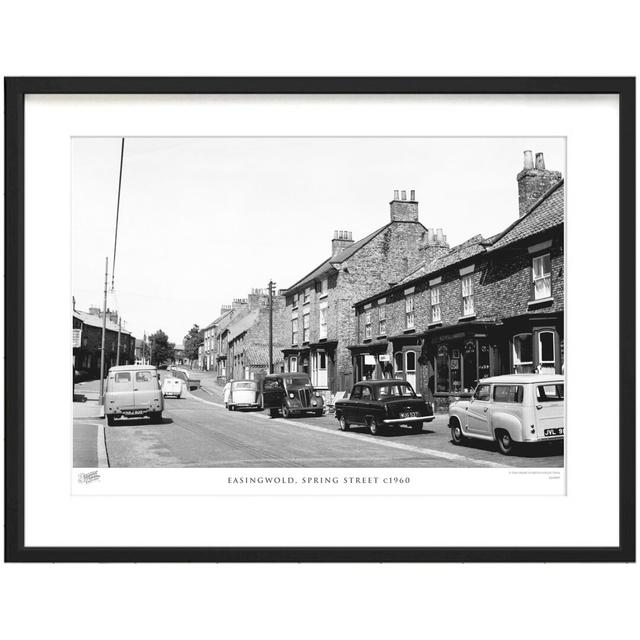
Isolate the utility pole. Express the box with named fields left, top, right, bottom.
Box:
left=116, top=317, right=122, bottom=366
left=99, top=257, right=108, bottom=404
left=268, top=280, right=274, bottom=373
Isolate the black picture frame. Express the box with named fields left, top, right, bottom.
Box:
left=4, top=77, right=635, bottom=562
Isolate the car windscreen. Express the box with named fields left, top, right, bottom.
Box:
left=283, top=377, right=312, bottom=389
left=233, top=382, right=256, bottom=390
left=374, top=383, right=416, bottom=400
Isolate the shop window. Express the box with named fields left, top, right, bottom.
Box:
left=463, top=340, right=476, bottom=391
left=513, top=333, right=533, bottom=374
left=430, top=286, right=441, bottom=323
left=532, top=254, right=552, bottom=300
left=435, top=344, right=450, bottom=392
left=364, top=310, right=372, bottom=339
left=461, top=274, right=474, bottom=316
left=378, top=304, right=386, bottom=335
left=319, top=302, right=328, bottom=339
left=405, top=294, right=415, bottom=329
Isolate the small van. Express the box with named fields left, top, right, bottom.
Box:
left=448, top=374, right=564, bottom=455
left=261, top=373, right=324, bottom=418
left=104, top=365, right=164, bottom=426
left=162, top=376, right=184, bottom=398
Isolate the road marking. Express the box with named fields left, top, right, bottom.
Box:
left=185, top=391, right=503, bottom=468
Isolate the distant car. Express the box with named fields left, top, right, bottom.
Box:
left=261, top=373, right=324, bottom=418
left=104, top=365, right=164, bottom=426
left=226, top=379, right=261, bottom=411
left=162, top=376, right=183, bottom=398
left=448, top=374, right=565, bottom=455
left=334, top=379, right=434, bottom=435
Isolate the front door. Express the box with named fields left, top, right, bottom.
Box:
left=466, top=383, right=491, bottom=435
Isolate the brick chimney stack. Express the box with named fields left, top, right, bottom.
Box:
left=419, top=228, right=450, bottom=263
left=517, top=151, right=562, bottom=217
left=332, top=230, right=354, bottom=256
left=390, top=189, right=419, bottom=222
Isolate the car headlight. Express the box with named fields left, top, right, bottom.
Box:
left=289, top=393, right=295, bottom=398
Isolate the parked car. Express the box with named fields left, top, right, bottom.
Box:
left=226, top=379, right=261, bottom=411
left=448, top=374, right=565, bottom=455
left=104, top=365, right=164, bottom=426
left=162, top=376, right=183, bottom=398
left=261, top=373, right=324, bottom=418
left=334, top=379, right=434, bottom=435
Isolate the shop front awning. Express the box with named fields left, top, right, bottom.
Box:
left=347, top=339, right=388, bottom=351
left=420, top=320, right=501, bottom=342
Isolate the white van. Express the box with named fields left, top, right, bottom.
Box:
left=104, top=365, right=164, bottom=426
left=162, top=376, right=184, bottom=398
left=448, top=374, right=564, bottom=454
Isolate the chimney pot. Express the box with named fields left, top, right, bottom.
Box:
left=401, top=190, right=407, bottom=200
left=535, top=152, right=545, bottom=170
left=393, top=189, right=399, bottom=200
left=410, top=189, right=415, bottom=200
left=523, top=150, right=534, bottom=170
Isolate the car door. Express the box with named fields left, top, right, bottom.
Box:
left=345, top=384, right=362, bottom=423
left=466, top=383, right=491, bottom=435
left=134, top=369, right=160, bottom=411
left=107, top=370, right=135, bottom=410
left=358, top=384, right=376, bottom=424
left=262, top=377, right=285, bottom=409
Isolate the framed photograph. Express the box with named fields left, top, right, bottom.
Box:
left=4, top=77, right=635, bottom=562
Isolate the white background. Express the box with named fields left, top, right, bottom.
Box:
left=1, top=2, right=638, bottom=640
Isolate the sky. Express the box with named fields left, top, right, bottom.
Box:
left=72, top=137, right=565, bottom=344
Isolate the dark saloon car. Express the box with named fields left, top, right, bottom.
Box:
left=261, top=373, right=324, bottom=418
left=334, top=379, right=434, bottom=435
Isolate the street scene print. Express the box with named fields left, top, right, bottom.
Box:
left=72, top=138, right=565, bottom=469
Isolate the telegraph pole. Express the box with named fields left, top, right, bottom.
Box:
left=268, top=280, right=274, bottom=373
left=99, top=257, right=109, bottom=404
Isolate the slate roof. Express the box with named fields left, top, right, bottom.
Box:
left=489, top=180, right=564, bottom=250
left=73, top=310, right=131, bottom=335
left=243, top=344, right=284, bottom=366
left=284, top=223, right=393, bottom=293
left=203, top=308, right=233, bottom=332
left=398, top=234, right=486, bottom=286
left=226, top=309, right=260, bottom=342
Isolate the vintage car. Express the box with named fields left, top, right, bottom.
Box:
left=334, top=379, right=435, bottom=435
left=261, top=373, right=324, bottom=418
left=226, top=379, right=261, bottom=411
left=104, top=364, right=164, bottom=426
left=448, top=374, right=565, bottom=455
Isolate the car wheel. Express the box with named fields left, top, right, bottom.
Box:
left=106, top=414, right=116, bottom=426
left=150, top=411, right=162, bottom=424
left=368, top=417, right=384, bottom=436
left=496, top=429, right=514, bottom=455
left=230, top=405, right=235, bottom=411
left=450, top=418, right=465, bottom=445
left=412, top=421, right=423, bottom=433
left=338, top=415, right=350, bottom=431
left=281, top=406, right=291, bottom=419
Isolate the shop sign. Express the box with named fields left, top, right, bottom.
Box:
left=364, top=355, right=376, bottom=365
left=72, top=328, right=82, bottom=348
left=378, top=354, right=391, bottom=362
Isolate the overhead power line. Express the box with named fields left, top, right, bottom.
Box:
left=111, top=137, right=125, bottom=291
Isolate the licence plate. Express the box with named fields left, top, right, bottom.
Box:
left=124, top=409, right=146, bottom=416
left=544, top=427, right=564, bottom=436
left=400, top=411, right=419, bottom=418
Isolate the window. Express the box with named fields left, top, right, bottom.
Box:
left=364, top=310, right=372, bottom=339
left=378, top=304, right=386, bottom=335
left=493, top=385, right=524, bottom=403
left=536, top=384, right=564, bottom=402
left=430, top=286, right=441, bottom=323
left=532, top=254, right=551, bottom=300
left=394, top=352, right=404, bottom=375
left=289, top=356, right=298, bottom=373
left=513, top=333, right=533, bottom=374
left=136, top=371, right=152, bottom=382
left=361, top=386, right=372, bottom=400
left=302, top=313, right=310, bottom=342
left=538, top=331, right=555, bottom=367
left=461, top=274, right=474, bottom=316
left=292, top=292, right=299, bottom=308
left=319, top=279, right=328, bottom=297
left=405, top=294, right=415, bottom=329
left=303, top=287, right=311, bottom=304
left=291, top=318, right=298, bottom=345
left=473, top=384, right=491, bottom=401
left=319, top=302, right=328, bottom=339
left=114, top=372, right=131, bottom=383
left=350, top=385, right=362, bottom=400
left=375, top=383, right=415, bottom=400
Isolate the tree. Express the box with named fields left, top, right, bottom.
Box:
left=148, top=329, right=175, bottom=367
left=183, top=324, right=204, bottom=367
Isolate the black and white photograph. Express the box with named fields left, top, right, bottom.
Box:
left=72, top=136, right=566, bottom=474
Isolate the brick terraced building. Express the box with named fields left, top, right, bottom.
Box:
left=352, top=151, right=564, bottom=410
left=281, top=190, right=449, bottom=396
